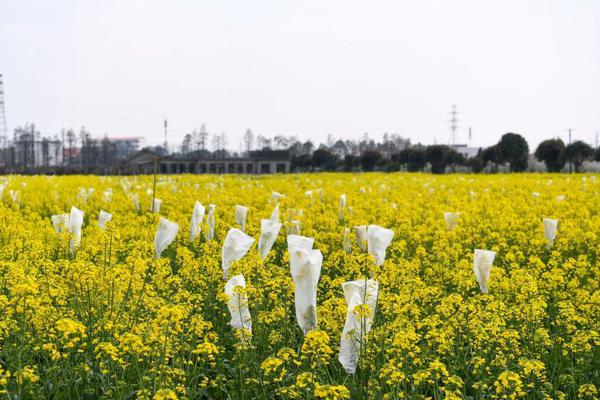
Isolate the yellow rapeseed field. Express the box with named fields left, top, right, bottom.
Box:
left=0, top=173, right=598, bottom=400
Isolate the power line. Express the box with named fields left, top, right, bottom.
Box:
left=0, top=74, right=8, bottom=148
left=449, top=104, right=458, bottom=145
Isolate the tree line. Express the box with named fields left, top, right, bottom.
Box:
left=286, top=133, right=600, bottom=173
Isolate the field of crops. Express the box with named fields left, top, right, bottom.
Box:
left=0, top=173, right=598, bottom=400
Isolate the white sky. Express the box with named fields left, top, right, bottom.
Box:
left=1, top=0, right=599, bottom=150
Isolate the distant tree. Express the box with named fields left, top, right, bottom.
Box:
left=534, top=139, right=565, bottom=172
left=343, top=154, right=360, bottom=171
left=595, top=147, right=600, bottom=162
left=360, top=150, right=382, bottom=172
left=466, top=156, right=484, bottom=173
left=425, top=145, right=452, bottom=174
left=481, top=145, right=498, bottom=165
left=496, top=133, right=529, bottom=172
left=311, top=148, right=338, bottom=171
left=565, top=141, right=594, bottom=172
left=243, top=129, right=254, bottom=153
left=291, top=153, right=312, bottom=171
left=393, top=147, right=426, bottom=172
left=301, top=141, right=314, bottom=155
left=181, top=133, right=192, bottom=154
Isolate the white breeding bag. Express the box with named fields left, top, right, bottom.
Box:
left=103, top=188, right=113, bottom=202
left=270, top=204, right=280, bottom=223
left=343, top=228, right=352, bottom=254
left=190, top=201, right=206, bottom=242
left=355, top=226, right=368, bottom=252
left=543, top=218, right=558, bottom=247
left=367, top=225, right=394, bottom=266
left=288, top=236, right=322, bottom=334
left=222, top=228, right=255, bottom=279
left=444, top=212, right=460, bottom=230
left=51, top=214, right=69, bottom=234
left=271, top=191, right=284, bottom=205
left=258, top=219, right=282, bottom=260
left=224, top=274, right=252, bottom=333
left=154, top=217, right=179, bottom=258
left=98, top=210, right=113, bottom=229
left=235, top=205, right=249, bottom=232
left=69, top=206, right=84, bottom=252
left=338, top=279, right=379, bottom=374
left=206, top=204, right=216, bottom=240
left=473, top=249, right=496, bottom=294
left=152, top=198, right=162, bottom=213
left=131, top=193, right=140, bottom=211
left=339, top=194, right=347, bottom=221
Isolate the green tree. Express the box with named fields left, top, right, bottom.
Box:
left=534, top=139, right=565, bottom=172
left=496, top=133, right=529, bottom=172
left=565, top=141, right=594, bottom=172
left=360, top=150, right=382, bottom=172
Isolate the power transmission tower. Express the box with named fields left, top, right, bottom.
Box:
left=449, top=105, right=458, bottom=146
left=566, top=128, right=573, bottom=173
left=0, top=74, right=8, bottom=149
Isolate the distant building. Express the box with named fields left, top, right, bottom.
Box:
left=104, top=136, right=145, bottom=159
left=124, top=149, right=291, bottom=174
left=451, top=144, right=481, bottom=159
left=13, top=136, right=63, bottom=167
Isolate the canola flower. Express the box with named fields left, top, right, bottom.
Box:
left=0, top=173, right=597, bottom=399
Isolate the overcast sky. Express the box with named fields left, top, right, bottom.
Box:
left=1, top=0, right=599, bottom=150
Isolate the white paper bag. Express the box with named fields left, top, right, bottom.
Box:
left=151, top=198, right=162, bottom=213
left=289, top=241, right=322, bottom=334
left=235, top=205, right=249, bottom=232
left=98, top=210, right=113, bottom=229
left=287, top=234, right=314, bottom=252
left=51, top=213, right=69, bottom=234
left=206, top=204, right=216, bottom=240
left=103, top=188, right=113, bottom=202
left=270, top=204, right=280, bottom=223
left=444, top=212, right=460, bottom=230
left=69, top=206, right=84, bottom=252
left=222, top=228, right=255, bottom=280
left=543, top=218, right=558, bottom=247
left=354, top=226, right=367, bottom=252
left=224, top=274, right=252, bottom=333
left=258, top=219, right=282, bottom=259
left=343, top=228, right=352, bottom=254
left=338, top=279, right=379, bottom=374
left=473, top=249, right=495, bottom=294
left=131, top=193, right=140, bottom=211
left=271, top=191, right=284, bottom=205
left=154, top=217, right=179, bottom=258
left=367, top=225, right=394, bottom=265
left=339, top=193, right=347, bottom=222
left=190, top=201, right=206, bottom=242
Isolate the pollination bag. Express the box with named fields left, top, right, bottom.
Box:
left=258, top=219, right=282, bottom=260
left=206, top=204, right=216, bottom=240
left=286, top=220, right=301, bottom=236
left=69, top=206, right=84, bottom=252
left=152, top=198, right=162, bottom=213
left=271, top=191, right=284, bottom=205
left=190, top=201, right=206, bottom=242
left=224, top=274, right=252, bottom=334
left=289, top=239, right=322, bottom=334
left=339, top=193, right=347, bottom=222
left=473, top=249, right=496, bottom=294
left=343, top=228, right=352, bottom=254
left=543, top=218, right=558, bottom=247
left=270, top=204, right=280, bottom=223
left=131, top=193, right=140, bottom=211
left=287, top=234, right=314, bottom=252
left=354, top=225, right=367, bottom=252
left=444, top=212, right=460, bottom=230
left=222, top=228, right=255, bottom=280
left=103, top=188, right=113, bottom=202
left=98, top=210, right=113, bottom=229
left=154, top=217, right=179, bottom=258
left=235, top=205, right=248, bottom=232
left=338, top=279, right=379, bottom=374
left=51, top=213, right=69, bottom=234
left=366, top=225, right=394, bottom=266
